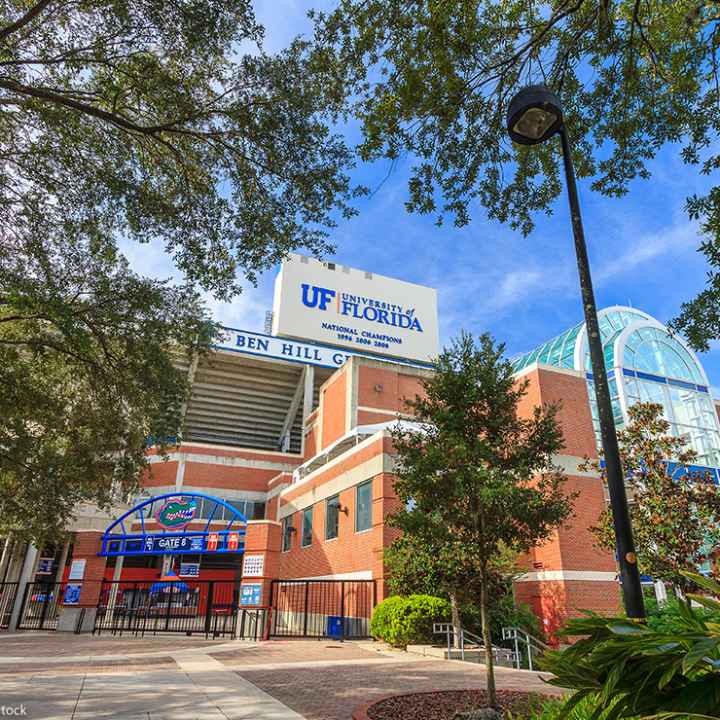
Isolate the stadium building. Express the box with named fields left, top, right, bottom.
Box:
left=1, top=255, right=718, bottom=639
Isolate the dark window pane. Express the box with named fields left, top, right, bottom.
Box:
left=302, top=507, right=313, bottom=547
left=356, top=481, right=372, bottom=532
left=326, top=495, right=340, bottom=540
left=282, top=515, right=293, bottom=552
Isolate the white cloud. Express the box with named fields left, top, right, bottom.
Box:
left=594, top=215, right=700, bottom=285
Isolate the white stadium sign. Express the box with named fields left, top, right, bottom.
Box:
left=271, top=254, right=439, bottom=363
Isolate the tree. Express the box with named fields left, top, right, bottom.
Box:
left=0, top=233, right=215, bottom=544
left=313, top=1, right=720, bottom=348
left=0, top=0, right=359, bottom=543
left=384, top=521, right=519, bottom=648
left=1, top=0, right=358, bottom=299
left=390, top=331, right=574, bottom=707
left=586, top=402, right=720, bottom=592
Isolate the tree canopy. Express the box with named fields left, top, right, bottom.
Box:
left=586, top=402, right=720, bottom=591
left=0, top=0, right=362, bottom=542
left=313, top=0, right=720, bottom=348
left=1, top=0, right=358, bottom=299
left=0, top=235, right=215, bottom=543
left=390, top=332, right=573, bottom=706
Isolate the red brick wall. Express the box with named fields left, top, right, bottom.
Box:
left=517, top=367, right=597, bottom=459
left=278, top=480, right=379, bottom=579
left=142, top=461, right=178, bottom=487
left=183, top=462, right=280, bottom=493
left=356, top=365, right=425, bottom=415
left=514, top=365, right=621, bottom=633
left=69, top=531, right=107, bottom=607
left=243, top=521, right=282, bottom=609
left=304, top=416, right=319, bottom=461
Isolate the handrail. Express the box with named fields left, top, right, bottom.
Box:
left=432, top=622, right=518, bottom=664
left=501, top=626, right=550, bottom=670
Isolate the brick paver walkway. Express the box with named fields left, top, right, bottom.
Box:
left=239, top=652, right=557, bottom=720
left=211, top=639, right=393, bottom=667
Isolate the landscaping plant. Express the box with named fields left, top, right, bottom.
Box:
left=370, top=594, right=450, bottom=648
left=584, top=402, right=720, bottom=592
left=389, top=332, right=574, bottom=707
left=540, top=572, right=720, bottom=719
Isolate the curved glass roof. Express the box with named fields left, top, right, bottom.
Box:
left=623, top=326, right=704, bottom=385
left=512, top=307, right=651, bottom=374
left=511, top=306, right=718, bottom=467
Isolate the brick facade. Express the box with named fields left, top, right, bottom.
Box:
left=69, top=354, right=620, bottom=637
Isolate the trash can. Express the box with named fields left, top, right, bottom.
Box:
left=326, top=615, right=344, bottom=640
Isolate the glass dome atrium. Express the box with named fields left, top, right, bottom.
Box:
left=512, top=306, right=720, bottom=468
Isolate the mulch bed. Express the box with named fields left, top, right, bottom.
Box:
left=361, top=689, right=538, bottom=720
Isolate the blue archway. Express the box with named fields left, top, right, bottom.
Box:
left=99, top=492, right=247, bottom=557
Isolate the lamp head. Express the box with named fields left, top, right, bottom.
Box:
left=507, top=85, right=563, bottom=145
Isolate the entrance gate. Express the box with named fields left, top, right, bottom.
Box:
left=17, top=581, right=67, bottom=630
left=93, top=579, right=240, bottom=637
left=269, top=579, right=376, bottom=639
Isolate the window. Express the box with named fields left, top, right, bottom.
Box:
left=356, top=481, right=372, bottom=532
left=282, top=515, right=293, bottom=552
left=301, top=507, right=313, bottom=547
left=326, top=495, right=340, bottom=540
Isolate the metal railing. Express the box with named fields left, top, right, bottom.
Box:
left=501, top=626, right=552, bottom=671
left=433, top=623, right=516, bottom=666
left=93, top=579, right=239, bottom=638
left=432, top=622, right=549, bottom=669
left=0, top=582, right=18, bottom=629
left=17, top=581, right=69, bottom=630
left=270, top=579, right=376, bottom=639
left=237, top=607, right=271, bottom=641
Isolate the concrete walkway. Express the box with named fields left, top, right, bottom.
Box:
left=0, top=648, right=305, bottom=719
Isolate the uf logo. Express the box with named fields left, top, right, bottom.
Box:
left=301, top=283, right=336, bottom=311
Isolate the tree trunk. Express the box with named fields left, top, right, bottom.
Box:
left=480, top=565, right=497, bottom=708
left=449, top=591, right=462, bottom=650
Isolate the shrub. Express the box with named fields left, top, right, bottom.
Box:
left=539, top=572, right=720, bottom=719
left=509, top=695, right=627, bottom=720
left=645, top=594, right=720, bottom=635
left=370, top=594, right=450, bottom=647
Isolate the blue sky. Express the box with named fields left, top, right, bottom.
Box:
left=122, top=1, right=720, bottom=392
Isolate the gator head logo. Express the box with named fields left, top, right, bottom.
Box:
left=155, top=497, right=197, bottom=530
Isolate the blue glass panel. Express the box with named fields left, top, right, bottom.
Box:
left=667, top=378, right=697, bottom=391
left=636, top=370, right=667, bottom=385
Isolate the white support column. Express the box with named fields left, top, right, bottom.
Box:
left=301, top=365, right=315, bottom=455
left=279, top=367, right=306, bottom=452
left=8, top=543, right=38, bottom=631
left=106, top=556, right=125, bottom=622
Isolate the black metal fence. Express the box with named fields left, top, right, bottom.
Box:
left=269, top=579, right=375, bottom=639
left=16, top=581, right=67, bottom=630
left=93, top=579, right=240, bottom=637
left=236, top=607, right=271, bottom=641
left=0, top=582, right=18, bottom=629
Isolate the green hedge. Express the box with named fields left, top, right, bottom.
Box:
left=370, top=594, right=450, bottom=647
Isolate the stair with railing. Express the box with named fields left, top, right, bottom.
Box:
left=432, top=622, right=550, bottom=670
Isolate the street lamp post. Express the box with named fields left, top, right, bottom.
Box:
left=506, top=85, right=646, bottom=619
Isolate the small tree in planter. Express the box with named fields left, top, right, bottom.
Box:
left=586, top=402, right=720, bottom=592
left=390, top=332, right=574, bottom=707
left=384, top=530, right=519, bottom=648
